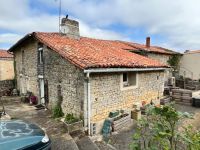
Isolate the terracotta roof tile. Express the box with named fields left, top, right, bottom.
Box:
left=0, top=49, right=13, bottom=58
left=9, top=32, right=168, bottom=69
left=185, top=50, right=200, bottom=54
left=118, top=41, right=177, bottom=55
left=33, top=32, right=168, bottom=69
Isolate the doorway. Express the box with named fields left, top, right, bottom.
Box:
left=39, top=78, right=45, bottom=104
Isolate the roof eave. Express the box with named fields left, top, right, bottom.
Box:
left=8, top=33, right=33, bottom=52
left=84, top=67, right=167, bottom=73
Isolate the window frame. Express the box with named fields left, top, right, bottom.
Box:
left=120, top=72, right=138, bottom=90
left=38, top=44, right=44, bottom=64
left=123, top=73, right=128, bottom=85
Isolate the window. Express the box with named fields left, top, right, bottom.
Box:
left=38, top=43, right=44, bottom=64
left=123, top=73, right=128, bottom=85
left=22, top=50, right=25, bottom=65
left=121, top=72, right=137, bottom=90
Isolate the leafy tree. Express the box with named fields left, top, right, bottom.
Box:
left=167, top=55, right=181, bottom=71
left=130, top=103, right=194, bottom=150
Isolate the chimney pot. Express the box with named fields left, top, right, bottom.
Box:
left=146, top=37, right=150, bottom=48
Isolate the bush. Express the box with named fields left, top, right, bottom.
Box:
left=52, top=105, right=64, bottom=118
left=130, top=103, right=194, bottom=150
left=183, top=126, right=200, bottom=150
left=64, top=113, right=80, bottom=124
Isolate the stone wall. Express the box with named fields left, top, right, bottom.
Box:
left=14, top=39, right=39, bottom=96
left=43, top=47, right=85, bottom=117
left=90, top=71, right=165, bottom=133
left=0, top=80, right=14, bottom=93
left=0, top=58, right=14, bottom=81
left=13, top=39, right=85, bottom=117
left=147, top=53, right=172, bottom=81
left=147, top=53, right=170, bottom=65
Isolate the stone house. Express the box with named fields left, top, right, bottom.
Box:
left=9, top=17, right=168, bottom=134
left=0, top=50, right=14, bottom=81
left=121, top=38, right=181, bottom=82
left=180, top=50, right=200, bottom=80
left=122, top=37, right=178, bottom=66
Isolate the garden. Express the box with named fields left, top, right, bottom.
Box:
left=130, top=103, right=200, bottom=150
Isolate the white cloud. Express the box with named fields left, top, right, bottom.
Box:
left=0, top=33, right=22, bottom=44
left=1, top=0, right=200, bottom=51
left=79, top=20, right=129, bottom=41
left=40, top=0, right=200, bottom=51
left=0, top=0, right=128, bottom=49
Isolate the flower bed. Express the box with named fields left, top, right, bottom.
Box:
left=61, top=114, right=83, bottom=133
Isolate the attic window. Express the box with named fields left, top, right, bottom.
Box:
left=121, top=72, right=138, bottom=90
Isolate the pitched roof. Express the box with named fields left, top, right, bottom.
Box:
left=9, top=32, right=168, bottom=69
left=0, top=49, right=13, bottom=58
left=119, top=41, right=177, bottom=55
left=185, top=50, right=200, bottom=54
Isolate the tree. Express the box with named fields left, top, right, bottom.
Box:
left=130, top=103, right=195, bottom=150
left=167, top=55, right=181, bottom=71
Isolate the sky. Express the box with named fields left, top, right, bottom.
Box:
left=1, top=0, right=200, bottom=52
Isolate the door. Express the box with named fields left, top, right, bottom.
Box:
left=20, top=76, right=27, bottom=95
left=39, top=78, right=45, bottom=104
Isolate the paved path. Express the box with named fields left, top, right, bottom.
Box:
left=4, top=102, right=79, bottom=150
left=77, top=137, right=99, bottom=150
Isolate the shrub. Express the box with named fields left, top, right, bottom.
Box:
left=182, top=126, right=200, bottom=150
left=52, top=105, right=64, bottom=118
left=64, top=113, right=80, bottom=124
left=130, top=103, right=194, bottom=150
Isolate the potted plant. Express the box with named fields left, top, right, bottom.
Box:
left=61, top=113, right=83, bottom=133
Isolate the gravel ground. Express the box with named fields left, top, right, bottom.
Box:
left=175, top=104, right=200, bottom=130
left=106, top=123, right=137, bottom=150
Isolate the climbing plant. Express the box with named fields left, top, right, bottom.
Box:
left=52, top=84, right=64, bottom=118
left=167, top=55, right=181, bottom=71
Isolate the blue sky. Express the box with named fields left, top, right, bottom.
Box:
left=1, top=0, right=200, bottom=52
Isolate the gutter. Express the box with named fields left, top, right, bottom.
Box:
left=84, top=67, right=166, bottom=73
left=86, top=72, right=91, bottom=135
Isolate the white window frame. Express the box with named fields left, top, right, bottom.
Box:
left=38, top=47, right=43, bottom=64
left=120, top=72, right=138, bottom=91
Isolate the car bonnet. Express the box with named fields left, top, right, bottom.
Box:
left=0, top=120, right=45, bottom=150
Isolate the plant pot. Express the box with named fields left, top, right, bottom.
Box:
left=131, top=110, right=141, bottom=120
left=61, top=119, right=83, bottom=133
left=112, top=113, right=131, bottom=131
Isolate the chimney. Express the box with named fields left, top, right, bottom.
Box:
left=60, top=16, right=80, bottom=39
left=146, top=37, right=150, bottom=48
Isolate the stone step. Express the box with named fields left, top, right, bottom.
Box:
left=76, top=136, right=100, bottom=150
left=95, top=141, right=116, bottom=150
